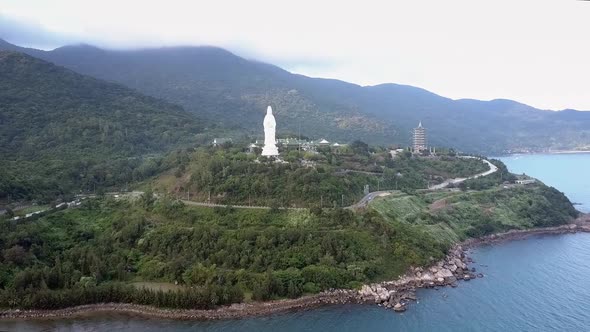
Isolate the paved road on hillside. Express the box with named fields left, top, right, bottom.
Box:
left=427, top=158, right=498, bottom=190
left=350, top=157, right=498, bottom=209
left=99, top=158, right=499, bottom=212
left=180, top=200, right=305, bottom=210
left=347, top=191, right=394, bottom=209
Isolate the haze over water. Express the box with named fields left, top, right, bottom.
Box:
left=3, top=153, right=590, bottom=331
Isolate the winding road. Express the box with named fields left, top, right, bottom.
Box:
left=350, top=157, right=498, bottom=209
left=184, top=157, right=498, bottom=210
left=5, top=158, right=498, bottom=221
left=105, top=158, right=499, bottom=211
left=180, top=200, right=305, bottom=211
left=428, top=158, right=498, bottom=190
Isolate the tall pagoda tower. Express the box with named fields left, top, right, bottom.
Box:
left=413, top=121, right=427, bottom=152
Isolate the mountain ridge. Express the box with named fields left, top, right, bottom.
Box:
left=0, top=50, right=206, bottom=200
left=2, top=38, right=590, bottom=153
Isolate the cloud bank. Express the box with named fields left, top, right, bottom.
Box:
left=1, top=0, right=589, bottom=110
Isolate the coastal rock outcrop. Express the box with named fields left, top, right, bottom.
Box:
left=354, top=244, right=475, bottom=313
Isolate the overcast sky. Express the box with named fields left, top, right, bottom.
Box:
left=1, top=0, right=589, bottom=110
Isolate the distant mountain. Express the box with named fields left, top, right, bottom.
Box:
left=17, top=43, right=395, bottom=145
left=2, top=38, right=590, bottom=153
left=0, top=51, right=205, bottom=200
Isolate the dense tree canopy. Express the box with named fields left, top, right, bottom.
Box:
left=0, top=51, right=207, bottom=201
left=152, top=146, right=490, bottom=207
left=0, top=197, right=446, bottom=309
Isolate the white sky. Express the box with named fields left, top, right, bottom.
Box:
left=1, top=0, right=589, bottom=110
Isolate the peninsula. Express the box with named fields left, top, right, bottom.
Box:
left=0, top=142, right=581, bottom=317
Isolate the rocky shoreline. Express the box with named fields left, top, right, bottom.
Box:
left=2, top=220, right=589, bottom=321
left=462, top=218, right=590, bottom=248
left=355, top=244, right=478, bottom=312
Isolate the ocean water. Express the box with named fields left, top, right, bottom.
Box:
left=499, top=153, right=590, bottom=212
left=3, top=153, right=590, bottom=331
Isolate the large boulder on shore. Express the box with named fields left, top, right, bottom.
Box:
left=378, top=290, right=391, bottom=302
left=453, top=258, right=467, bottom=270
left=359, top=285, right=374, bottom=298
left=446, top=276, right=457, bottom=284
left=393, top=303, right=406, bottom=312
left=359, top=284, right=393, bottom=303
left=435, top=268, right=454, bottom=279
left=420, top=273, right=435, bottom=282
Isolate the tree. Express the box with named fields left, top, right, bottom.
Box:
left=140, top=189, right=156, bottom=209
left=350, top=140, right=369, bottom=155
left=3, top=245, right=27, bottom=266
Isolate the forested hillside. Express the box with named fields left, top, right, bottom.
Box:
left=0, top=51, right=206, bottom=201
left=0, top=180, right=577, bottom=310
left=2, top=38, right=590, bottom=153
left=0, top=197, right=446, bottom=309
left=148, top=145, right=490, bottom=207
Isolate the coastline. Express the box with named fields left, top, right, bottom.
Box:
left=462, top=219, right=590, bottom=248
left=2, top=218, right=589, bottom=321
left=544, top=150, right=590, bottom=155
left=501, top=150, right=590, bottom=157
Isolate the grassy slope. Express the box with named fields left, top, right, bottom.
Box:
left=371, top=183, right=579, bottom=244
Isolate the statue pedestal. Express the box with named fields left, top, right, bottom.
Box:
left=261, top=144, right=279, bottom=156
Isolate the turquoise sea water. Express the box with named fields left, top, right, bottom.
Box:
left=3, top=153, right=590, bottom=331
left=500, top=153, right=590, bottom=212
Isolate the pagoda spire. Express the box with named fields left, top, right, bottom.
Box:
left=413, top=121, right=427, bottom=152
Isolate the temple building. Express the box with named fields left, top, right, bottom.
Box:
left=413, top=121, right=427, bottom=152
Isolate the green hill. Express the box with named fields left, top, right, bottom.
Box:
left=148, top=146, right=490, bottom=208
left=0, top=195, right=446, bottom=310
left=0, top=170, right=577, bottom=310
left=2, top=38, right=590, bottom=154
left=0, top=51, right=206, bottom=201
left=371, top=183, right=579, bottom=244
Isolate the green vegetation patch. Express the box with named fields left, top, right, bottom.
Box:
left=371, top=184, right=578, bottom=244
left=0, top=52, right=206, bottom=202
left=0, top=196, right=446, bottom=309
left=150, top=146, right=494, bottom=209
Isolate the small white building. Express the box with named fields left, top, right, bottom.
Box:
left=248, top=143, right=259, bottom=153
left=212, top=138, right=233, bottom=147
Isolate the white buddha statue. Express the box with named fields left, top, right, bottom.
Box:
left=261, top=106, right=279, bottom=156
